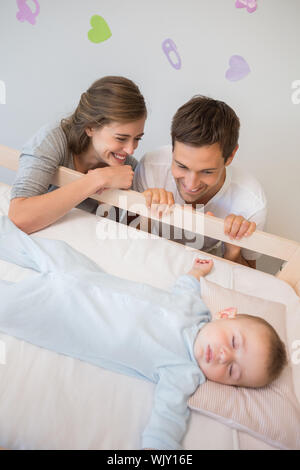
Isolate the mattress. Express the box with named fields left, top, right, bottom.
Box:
left=0, top=182, right=298, bottom=450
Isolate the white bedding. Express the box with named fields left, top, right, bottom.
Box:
left=0, top=182, right=298, bottom=450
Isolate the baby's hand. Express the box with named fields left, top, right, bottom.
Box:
left=193, top=258, right=214, bottom=275
left=188, top=258, right=214, bottom=280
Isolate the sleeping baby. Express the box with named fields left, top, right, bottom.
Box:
left=0, top=216, right=287, bottom=450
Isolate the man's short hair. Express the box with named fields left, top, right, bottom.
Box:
left=171, top=96, right=240, bottom=162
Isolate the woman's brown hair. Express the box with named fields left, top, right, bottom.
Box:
left=61, top=76, right=147, bottom=155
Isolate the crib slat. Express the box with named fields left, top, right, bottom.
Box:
left=276, top=247, right=300, bottom=296
left=0, top=145, right=299, bottom=266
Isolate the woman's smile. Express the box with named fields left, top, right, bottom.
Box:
left=111, top=152, right=127, bottom=162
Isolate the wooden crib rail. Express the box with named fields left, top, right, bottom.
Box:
left=1, top=144, right=300, bottom=296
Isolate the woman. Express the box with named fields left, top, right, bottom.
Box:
left=8, top=76, right=147, bottom=234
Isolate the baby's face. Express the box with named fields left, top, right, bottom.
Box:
left=194, top=317, right=270, bottom=388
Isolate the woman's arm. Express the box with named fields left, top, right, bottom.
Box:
left=9, top=166, right=134, bottom=234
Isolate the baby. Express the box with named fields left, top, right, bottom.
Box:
left=189, top=259, right=287, bottom=388
left=0, top=216, right=287, bottom=450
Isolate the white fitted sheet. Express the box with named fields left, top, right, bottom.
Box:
left=0, top=183, right=298, bottom=450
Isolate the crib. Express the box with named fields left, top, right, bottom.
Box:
left=0, top=145, right=299, bottom=450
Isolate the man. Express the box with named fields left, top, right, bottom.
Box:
left=133, top=96, right=267, bottom=268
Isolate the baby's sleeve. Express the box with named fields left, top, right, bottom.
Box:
left=171, top=274, right=201, bottom=295
left=0, top=216, right=103, bottom=275
left=171, top=275, right=211, bottom=320
left=142, top=365, right=201, bottom=450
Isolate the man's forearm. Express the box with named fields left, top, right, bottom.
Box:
left=224, top=250, right=256, bottom=268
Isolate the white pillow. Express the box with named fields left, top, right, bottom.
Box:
left=188, top=278, right=300, bottom=450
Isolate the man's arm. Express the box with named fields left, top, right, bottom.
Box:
left=223, top=214, right=257, bottom=268
left=223, top=244, right=256, bottom=268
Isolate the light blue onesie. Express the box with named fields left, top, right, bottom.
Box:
left=0, top=216, right=210, bottom=450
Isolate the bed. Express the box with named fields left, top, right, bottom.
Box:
left=0, top=145, right=299, bottom=450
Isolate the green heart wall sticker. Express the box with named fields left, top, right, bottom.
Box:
left=88, top=15, right=112, bottom=44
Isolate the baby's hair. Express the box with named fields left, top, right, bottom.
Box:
left=237, top=314, right=288, bottom=385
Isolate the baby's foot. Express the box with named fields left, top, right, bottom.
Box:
left=188, top=258, right=214, bottom=280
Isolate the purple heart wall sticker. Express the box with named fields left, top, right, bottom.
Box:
left=16, top=0, right=40, bottom=25
left=235, top=0, right=257, bottom=14
left=225, top=55, right=251, bottom=81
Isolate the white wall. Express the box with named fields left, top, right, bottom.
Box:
left=0, top=0, right=299, bottom=272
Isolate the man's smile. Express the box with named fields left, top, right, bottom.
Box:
left=180, top=181, right=205, bottom=195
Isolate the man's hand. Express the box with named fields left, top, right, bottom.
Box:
left=223, top=214, right=256, bottom=260
left=224, top=214, right=256, bottom=241
left=206, top=212, right=256, bottom=267
left=142, top=188, right=175, bottom=217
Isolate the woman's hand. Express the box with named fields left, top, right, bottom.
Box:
left=87, top=165, right=134, bottom=192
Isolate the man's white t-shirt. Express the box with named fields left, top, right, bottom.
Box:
left=133, top=145, right=267, bottom=261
